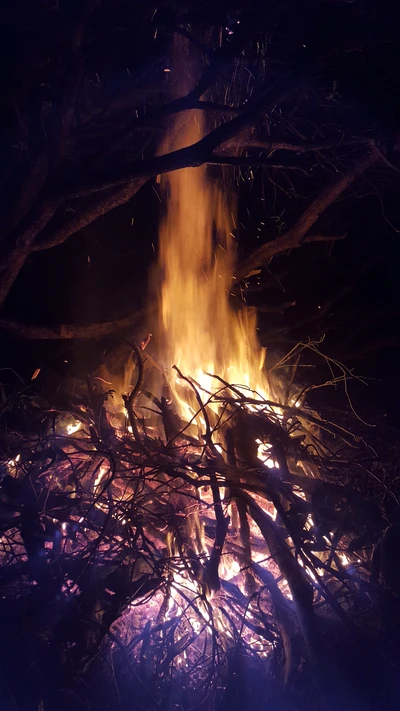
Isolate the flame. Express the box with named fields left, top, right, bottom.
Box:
left=107, top=38, right=295, bottom=668
left=155, top=38, right=271, bottom=423
left=7, top=453, right=20, bottom=470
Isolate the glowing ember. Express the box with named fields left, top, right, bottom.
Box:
left=7, top=453, right=20, bottom=470
left=66, top=421, right=81, bottom=435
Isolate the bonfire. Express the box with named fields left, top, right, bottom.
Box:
left=0, top=39, right=398, bottom=711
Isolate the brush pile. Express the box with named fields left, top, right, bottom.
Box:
left=0, top=348, right=399, bottom=711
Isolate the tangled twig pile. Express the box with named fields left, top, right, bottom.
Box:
left=0, top=349, right=399, bottom=711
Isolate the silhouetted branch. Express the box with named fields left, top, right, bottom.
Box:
left=235, top=151, right=377, bottom=280
left=0, top=309, right=146, bottom=340
left=65, top=74, right=300, bottom=198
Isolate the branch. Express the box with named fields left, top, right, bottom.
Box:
left=93, top=26, right=251, bottom=161
left=0, top=309, right=147, bottom=340
left=65, top=74, right=300, bottom=198
left=300, top=233, right=346, bottom=245
left=235, top=234, right=346, bottom=286
left=195, top=101, right=242, bottom=115
left=0, top=155, right=50, bottom=241
left=0, top=76, right=299, bottom=300
left=33, top=179, right=147, bottom=252
left=223, top=137, right=373, bottom=154
left=0, top=197, right=62, bottom=307
left=371, top=142, right=400, bottom=178
left=206, top=155, right=308, bottom=171
left=235, top=150, right=377, bottom=281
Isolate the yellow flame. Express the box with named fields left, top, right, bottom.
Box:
left=156, top=37, right=271, bottom=420
left=7, top=453, right=20, bottom=467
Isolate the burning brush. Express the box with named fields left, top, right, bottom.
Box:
left=0, top=356, right=394, bottom=711
left=0, top=34, right=397, bottom=711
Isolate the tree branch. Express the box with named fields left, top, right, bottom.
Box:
left=65, top=73, right=300, bottom=198
left=223, top=137, right=373, bottom=154
left=93, top=25, right=251, bottom=162
left=0, top=197, right=62, bottom=307
left=33, top=179, right=147, bottom=252
left=0, top=60, right=298, bottom=308
left=207, top=155, right=309, bottom=171
left=235, top=151, right=377, bottom=281
left=0, top=309, right=147, bottom=340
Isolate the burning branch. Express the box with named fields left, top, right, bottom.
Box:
left=0, top=364, right=394, bottom=708
left=0, top=356, right=396, bottom=709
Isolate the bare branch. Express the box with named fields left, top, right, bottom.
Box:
left=0, top=197, right=62, bottom=307
left=206, top=155, right=309, bottom=171
left=65, top=74, right=300, bottom=198
left=0, top=74, right=299, bottom=307
left=223, top=137, right=373, bottom=154
left=0, top=309, right=147, bottom=340
left=93, top=26, right=251, bottom=161
left=33, top=179, right=147, bottom=252
left=235, top=151, right=377, bottom=281
left=301, top=233, right=346, bottom=245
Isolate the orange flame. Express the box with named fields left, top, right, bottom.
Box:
left=156, top=38, right=271, bottom=420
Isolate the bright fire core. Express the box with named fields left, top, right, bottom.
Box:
left=156, top=53, right=270, bottom=416
left=118, top=43, right=285, bottom=672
